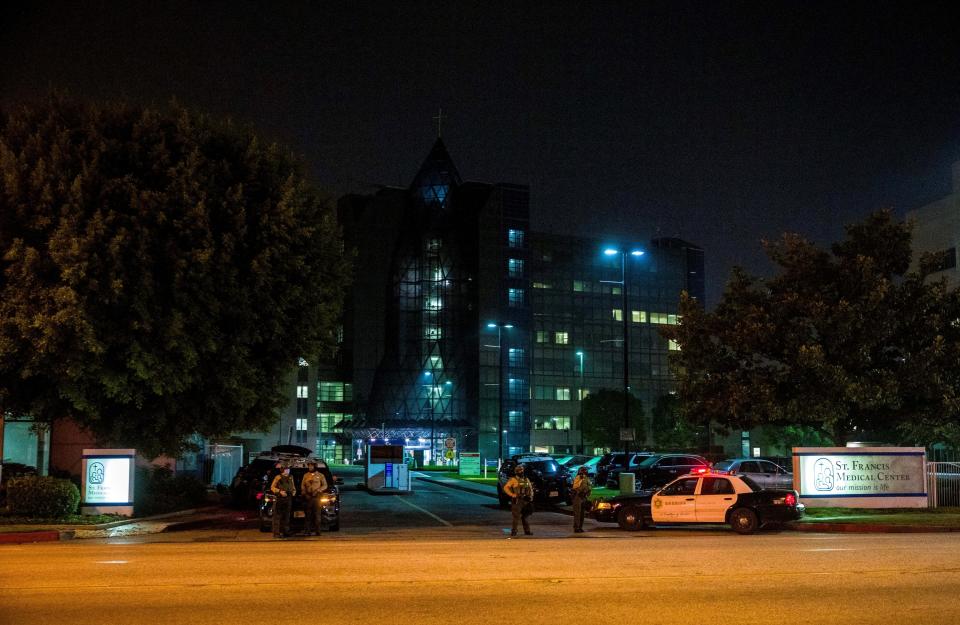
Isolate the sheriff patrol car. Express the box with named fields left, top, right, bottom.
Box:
left=591, top=471, right=804, bottom=534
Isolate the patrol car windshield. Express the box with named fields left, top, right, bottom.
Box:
left=522, top=461, right=560, bottom=474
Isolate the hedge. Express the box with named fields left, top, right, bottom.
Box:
left=6, top=476, right=81, bottom=518
left=134, top=466, right=208, bottom=516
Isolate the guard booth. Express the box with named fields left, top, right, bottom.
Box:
left=365, top=444, right=412, bottom=493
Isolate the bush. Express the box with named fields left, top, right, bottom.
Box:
left=134, top=466, right=208, bottom=516
left=6, top=476, right=80, bottom=518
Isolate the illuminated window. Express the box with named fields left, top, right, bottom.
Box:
left=573, top=280, right=585, bottom=292
left=426, top=297, right=443, bottom=310
left=425, top=325, right=442, bottom=339
left=612, top=286, right=621, bottom=295
left=556, top=387, right=571, bottom=401
left=296, top=418, right=308, bottom=431
left=508, top=229, right=524, bottom=248
left=508, top=348, right=525, bottom=367
left=669, top=339, right=680, bottom=351
left=297, top=385, right=309, bottom=399
left=536, top=331, right=548, bottom=343
left=554, top=331, right=569, bottom=345
left=632, top=310, right=646, bottom=323
left=534, top=416, right=571, bottom=430
left=508, top=258, right=524, bottom=278
left=319, top=412, right=348, bottom=432
left=578, top=388, right=590, bottom=400
left=508, top=288, right=524, bottom=307
left=612, top=309, right=623, bottom=321
left=532, top=281, right=552, bottom=289
left=319, top=382, right=353, bottom=402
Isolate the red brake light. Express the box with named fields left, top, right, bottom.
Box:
left=785, top=493, right=796, bottom=506
left=693, top=467, right=707, bottom=474
left=255, top=492, right=264, bottom=500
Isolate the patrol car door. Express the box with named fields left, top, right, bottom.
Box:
left=695, top=477, right=736, bottom=522
left=651, top=477, right=699, bottom=523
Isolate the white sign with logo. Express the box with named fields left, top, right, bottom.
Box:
left=793, top=447, right=927, bottom=508
left=82, top=448, right=136, bottom=516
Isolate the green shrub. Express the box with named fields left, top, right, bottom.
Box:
left=7, top=476, right=80, bottom=518
left=134, top=466, right=208, bottom=516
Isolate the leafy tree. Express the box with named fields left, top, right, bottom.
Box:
left=664, top=210, right=960, bottom=445
left=650, top=393, right=707, bottom=451
left=580, top=388, right=643, bottom=450
left=0, top=95, right=350, bottom=456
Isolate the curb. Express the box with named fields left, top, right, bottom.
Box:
left=0, top=506, right=224, bottom=539
left=0, top=530, right=62, bottom=544
left=789, top=521, right=960, bottom=533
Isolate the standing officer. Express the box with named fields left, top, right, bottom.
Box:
left=503, top=464, right=535, bottom=537
left=300, top=462, right=328, bottom=536
left=270, top=465, right=296, bottom=538
left=572, top=466, right=592, bottom=533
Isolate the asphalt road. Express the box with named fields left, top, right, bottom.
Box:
left=2, top=474, right=960, bottom=625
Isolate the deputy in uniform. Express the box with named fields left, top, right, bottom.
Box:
left=503, top=464, right=535, bottom=537
left=300, top=462, right=328, bottom=536
left=270, top=466, right=296, bottom=538
left=572, top=466, right=592, bottom=533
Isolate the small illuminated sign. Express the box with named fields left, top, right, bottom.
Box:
left=82, top=449, right=136, bottom=516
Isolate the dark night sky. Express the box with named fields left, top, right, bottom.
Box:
left=4, top=1, right=960, bottom=305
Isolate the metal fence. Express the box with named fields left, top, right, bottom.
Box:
left=927, top=462, right=960, bottom=508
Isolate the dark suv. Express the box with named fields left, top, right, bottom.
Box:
left=625, top=454, right=711, bottom=490
left=258, top=460, right=342, bottom=532
left=596, top=452, right=655, bottom=487
left=496, top=455, right=570, bottom=507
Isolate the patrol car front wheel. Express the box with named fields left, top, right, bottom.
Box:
left=617, top=505, right=645, bottom=531
left=730, top=508, right=759, bottom=534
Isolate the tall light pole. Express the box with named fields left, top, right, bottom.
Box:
left=602, top=247, right=644, bottom=454
left=576, top=350, right=585, bottom=453
left=487, top=322, right=513, bottom=460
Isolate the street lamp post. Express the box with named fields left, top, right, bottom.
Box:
left=576, top=350, right=584, bottom=453
left=602, top=247, right=644, bottom=454
left=487, top=322, right=513, bottom=460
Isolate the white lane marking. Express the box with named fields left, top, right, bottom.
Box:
left=94, top=560, right=129, bottom=564
left=394, top=495, right=453, bottom=527
left=802, top=548, right=854, bottom=552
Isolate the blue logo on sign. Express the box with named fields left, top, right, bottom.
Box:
left=89, top=462, right=105, bottom=485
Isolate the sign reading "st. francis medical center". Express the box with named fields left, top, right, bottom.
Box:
left=792, top=447, right=927, bottom=508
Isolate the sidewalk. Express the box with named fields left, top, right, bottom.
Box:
left=0, top=507, right=237, bottom=544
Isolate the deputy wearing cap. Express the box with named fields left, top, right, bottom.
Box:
left=572, top=466, right=592, bottom=533
left=503, top=464, right=535, bottom=537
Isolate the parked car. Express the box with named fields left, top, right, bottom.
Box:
left=711, top=458, right=794, bottom=490
left=258, top=459, right=343, bottom=532
left=591, top=472, right=804, bottom=534
left=556, top=455, right=592, bottom=468
left=595, top=452, right=654, bottom=486
left=565, top=456, right=603, bottom=483
left=622, top=453, right=711, bottom=490
left=497, top=455, right=570, bottom=507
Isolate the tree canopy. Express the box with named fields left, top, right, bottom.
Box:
left=580, top=388, right=643, bottom=450
left=0, top=95, right=350, bottom=456
left=665, top=210, right=960, bottom=446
